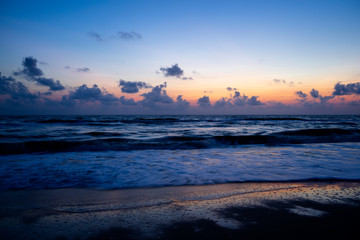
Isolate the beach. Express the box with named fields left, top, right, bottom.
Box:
left=1, top=181, right=360, bottom=240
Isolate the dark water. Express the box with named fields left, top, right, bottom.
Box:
left=0, top=115, right=359, bottom=190
left=1, top=115, right=360, bottom=154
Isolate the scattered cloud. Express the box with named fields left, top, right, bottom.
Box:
left=296, top=87, right=335, bottom=106
left=119, top=80, right=152, bottom=94
left=310, top=88, right=320, bottom=98
left=0, top=73, right=38, bottom=101
left=36, top=77, right=65, bottom=91
left=226, top=87, right=237, bottom=91
left=274, top=79, right=286, bottom=84
left=197, top=95, right=211, bottom=107
left=87, top=31, right=104, bottom=42
left=13, top=57, right=65, bottom=91
left=76, top=67, right=90, bottom=73
left=140, top=82, right=174, bottom=107
left=333, top=82, right=360, bottom=96
left=176, top=95, right=190, bottom=108
left=14, top=57, right=43, bottom=78
left=160, top=64, right=184, bottom=78
left=247, top=96, right=264, bottom=106
left=296, top=91, right=308, bottom=99
left=87, top=31, right=142, bottom=42
left=180, top=77, right=193, bottom=80
left=119, top=96, right=137, bottom=106
left=61, top=84, right=118, bottom=105
left=159, top=64, right=194, bottom=80
left=117, top=31, right=142, bottom=40
left=273, top=79, right=295, bottom=86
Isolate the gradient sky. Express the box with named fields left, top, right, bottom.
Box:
left=1, top=0, right=360, bottom=114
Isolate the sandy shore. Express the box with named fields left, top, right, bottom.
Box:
left=1, top=181, right=360, bottom=240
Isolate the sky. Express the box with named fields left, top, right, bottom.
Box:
left=1, top=0, right=360, bottom=114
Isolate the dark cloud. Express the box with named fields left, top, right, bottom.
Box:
left=140, top=82, right=174, bottom=107
left=160, top=64, right=184, bottom=78
left=296, top=91, right=308, bottom=99
left=226, top=87, right=237, bottom=91
left=13, top=57, right=65, bottom=91
left=296, top=88, right=334, bottom=106
left=333, top=82, right=360, bottom=96
left=310, top=88, right=320, bottom=98
left=213, top=91, right=264, bottom=108
left=117, top=31, right=142, bottom=40
left=119, top=80, right=152, bottom=94
left=159, top=64, right=194, bottom=80
left=232, top=91, right=248, bottom=106
left=214, top=97, right=231, bottom=108
left=197, top=95, right=211, bottom=107
left=76, top=67, right=90, bottom=73
left=87, top=31, right=104, bottom=42
left=14, top=57, right=44, bottom=78
left=233, top=91, right=265, bottom=106
left=36, top=78, right=65, bottom=91
left=247, top=96, right=264, bottom=106
left=319, top=95, right=334, bottom=104
left=176, top=95, right=190, bottom=108
left=0, top=73, right=38, bottom=101
left=61, top=84, right=118, bottom=105
left=119, top=96, right=137, bottom=106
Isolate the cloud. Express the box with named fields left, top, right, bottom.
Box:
left=0, top=73, right=38, bottom=101
left=140, top=82, right=174, bottom=107
left=87, top=31, right=104, bottom=42
left=310, top=88, right=320, bottom=98
left=213, top=91, right=264, bottom=108
left=226, top=87, right=237, bottom=91
left=333, top=82, right=360, bottom=96
left=13, top=57, right=65, bottom=91
left=197, top=95, right=211, bottom=107
left=247, top=96, right=264, bottom=106
left=296, top=87, right=334, bottom=106
left=160, top=64, right=184, bottom=78
left=119, top=80, right=152, bottom=94
left=119, top=96, right=137, bottom=105
left=176, top=95, right=190, bottom=108
left=273, top=79, right=295, bottom=86
left=159, top=64, right=194, bottom=80
left=180, top=77, right=193, bottom=80
left=35, top=77, right=65, bottom=91
left=61, top=84, right=118, bottom=105
left=214, top=97, right=231, bottom=108
left=76, top=67, right=90, bottom=73
left=14, top=57, right=43, bottom=78
left=274, top=79, right=286, bottom=84
left=233, top=91, right=264, bottom=106
left=296, top=91, right=308, bottom=99
left=117, top=31, right=142, bottom=40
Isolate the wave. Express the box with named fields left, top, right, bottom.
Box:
left=1, top=128, right=360, bottom=155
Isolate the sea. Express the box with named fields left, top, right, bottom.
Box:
left=0, top=115, right=360, bottom=190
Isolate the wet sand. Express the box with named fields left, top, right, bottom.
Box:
left=1, top=181, right=360, bottom=240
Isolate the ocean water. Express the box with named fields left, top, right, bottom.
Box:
left=0, top=115, right=359, bottom=190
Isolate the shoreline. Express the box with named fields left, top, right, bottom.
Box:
left=1, top=181, right=360, bottom=239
